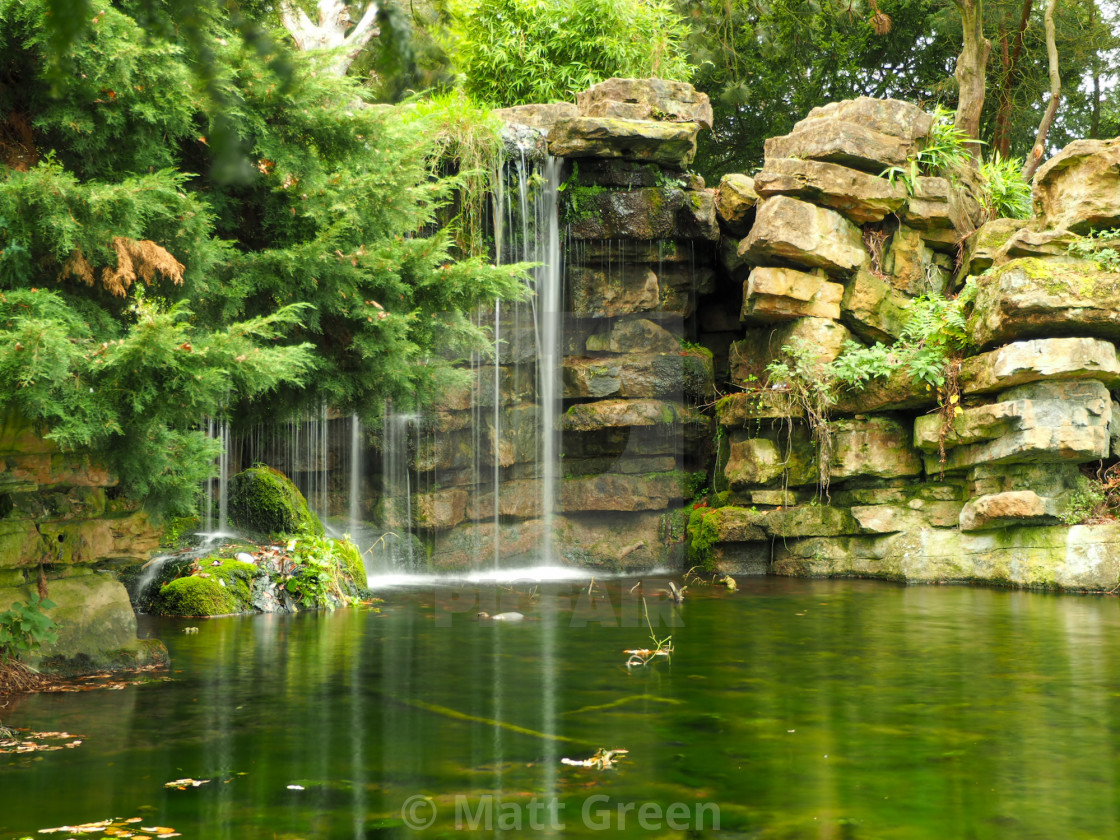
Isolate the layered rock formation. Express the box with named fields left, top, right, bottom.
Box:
left=0, top=410, right=165, bottom=669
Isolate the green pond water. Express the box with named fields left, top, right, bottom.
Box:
left=3, top=575, right=1120, bottom=839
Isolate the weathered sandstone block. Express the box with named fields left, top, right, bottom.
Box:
left=754, top=157, right=907, bottom=224
left=840, top=268, right=911, bottom=343
left=958, top=490, right=1059, bottom=531
left=577, top=78, right=714, bottom=128
left=549, top=117, right=700, bottom=168
left=959, top=337, right=1120, bottom=395
left=565, top=186, right=718, bottom=241
left=1034, top=137, right=1120, bottom=233
left=968, top=257, right=1120, bottom=348
left=764, top=98, right=931, bottom=172
left=741, top=196, right=866, bottom=274
left=742, top=266, right=844, bottom=321
left=715, top=174, right=758, bottom=236
left=914, top=380, right=1112, bottom=472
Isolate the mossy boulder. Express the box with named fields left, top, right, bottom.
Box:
left=152, top=574, right=240, bottom=617
left=228, top=466, right=323, bottom=539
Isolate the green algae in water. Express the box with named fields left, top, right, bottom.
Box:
left=3, top=579, right=1120, bottom=838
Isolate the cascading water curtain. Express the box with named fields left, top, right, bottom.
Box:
left=489, top=149, right=564, bottom=566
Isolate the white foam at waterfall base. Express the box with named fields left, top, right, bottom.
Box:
left=365, top=564, right=598, bottom=588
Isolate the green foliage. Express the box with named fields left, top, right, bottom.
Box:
left=228, top=467, right=323, bottom=539
left=830, top=287, right=976, bottom=392
left=287, top=532, right=365, bottom=609
left=1068, top=228, right=1120, bottom=273
left=1059, top=475, right=1105, bottom=525
left=686, top=505, right=720, bottom=572
left=0, top=1, right=529, bottom=515
left=764, top=287, right=976, bottom=490
left=0, top=594, right=57, bottom=664
left=978, top=153, right=1033, bottom=220
left=882, top=106, right=974, bottom=194
left=458, top=0, right=692, bottom=106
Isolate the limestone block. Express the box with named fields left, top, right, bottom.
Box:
left=492, top=102, right=577, bottom=133
left=568, top=264, right=659, bottom=317
left=467, top=480, right=541, bottom=521
left=840, top=268, right=911, bottom=343
left=585, top=318, right=680, bottom=354
left=1034, top=137, right=1120, bottom=233
left=850, top=504, right=930, bottom=534
left=715, top=174, right=758, bottom=236
left=831, top=416, right=922, bottom=481
left=549, top=117, right=700, bottom=168
left=966, top=218, right=1030, bottom=274
left=724, top=434, right=815, bottom=488
left=832, top=369, right=934, bottom=414
left=959, top=337, right=1120, bottom=395
left=561, top=472, right=683, bottom=512
left=762, top=504, right=859, bottom=537
left=710, top=543, right=771, bottom=575
left=967, top=257, right=1120, bottom=348
left=965, top=219, right=1075, bottom=274
left=1, top=571, right=140, bottom=664
left=706, top=506, right=768, bottom=542
left=729, top=317, right=855, bottom=385
left=764, top=98, right=931, bottom=173
left=0, top=519, right=46, bottom=568
left=967, top=462, right=1083, bottom=499
left=741, top=196, right=867, bottom=275
left=958, top=490, right=1059, bottom=531
left=883, top=225, right=953, bottom=296
left=576, top=78, right=714, bottom=128
left=413, top=488, right=469, bottom=530
left=716, top=391, right=803, bottom=426
left=562, top=350, right=713, bottom=399
left=914, top=379, right=1112, bottom=472
left=754, top=157, right=907, bottom=224
left=741, top=266, right=844, bottom=321
left=562, top=455, right=678, bottom=478
left=559, top=399, right=703, bottom=432
left=565, top=187, right=718, bottom=242
left=769, top=523, right=1120, bottom=591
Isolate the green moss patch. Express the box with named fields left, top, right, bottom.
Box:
left=229, top=466, right=323, bottom=539
left=154, top=575, right=239, bottom=617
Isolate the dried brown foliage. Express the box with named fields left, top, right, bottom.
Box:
left=0, top=110, right=38, bottom=171
left=58, top=239, right=185, bottom=297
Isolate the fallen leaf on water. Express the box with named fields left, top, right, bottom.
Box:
left=164, top=778, right=209, bottom=789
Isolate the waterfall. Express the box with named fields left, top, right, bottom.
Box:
left=217, top=419, right=230, bottom=534
left=489, top=151, right=564, bottom=566
left=380, top=402, right=417, bottom=570
left=349, top=413, right=362, bottom=544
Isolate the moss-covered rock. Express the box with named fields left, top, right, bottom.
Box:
left=228, top=466, right=323, bottom=539
left=153, top=575, right=239, bottom=616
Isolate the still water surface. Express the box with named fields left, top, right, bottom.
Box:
left=3, top=576, right=1120, bottom=839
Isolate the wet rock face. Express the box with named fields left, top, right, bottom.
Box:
left=1033, top=137, right=1120, bottom=233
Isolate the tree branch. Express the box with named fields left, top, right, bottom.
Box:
left=1022, top=0, right=1061, bottom=181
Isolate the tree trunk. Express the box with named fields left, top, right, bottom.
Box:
left=279, top=0, right=380, bottom=76
left=1021, top=0, right=1061, bottom=181
left=991, top=0, right=1033, bottom=158
left=953, top=0, right=992, bottom=161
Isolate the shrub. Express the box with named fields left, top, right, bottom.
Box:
left=459, top=0, right=692, bottom=107
left=979, top=153, right=1032, bottom=220
left=0, top=595, right=57, bottom=664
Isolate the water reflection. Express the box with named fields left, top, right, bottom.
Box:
left=3, top=580, right=1120, bottom=838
